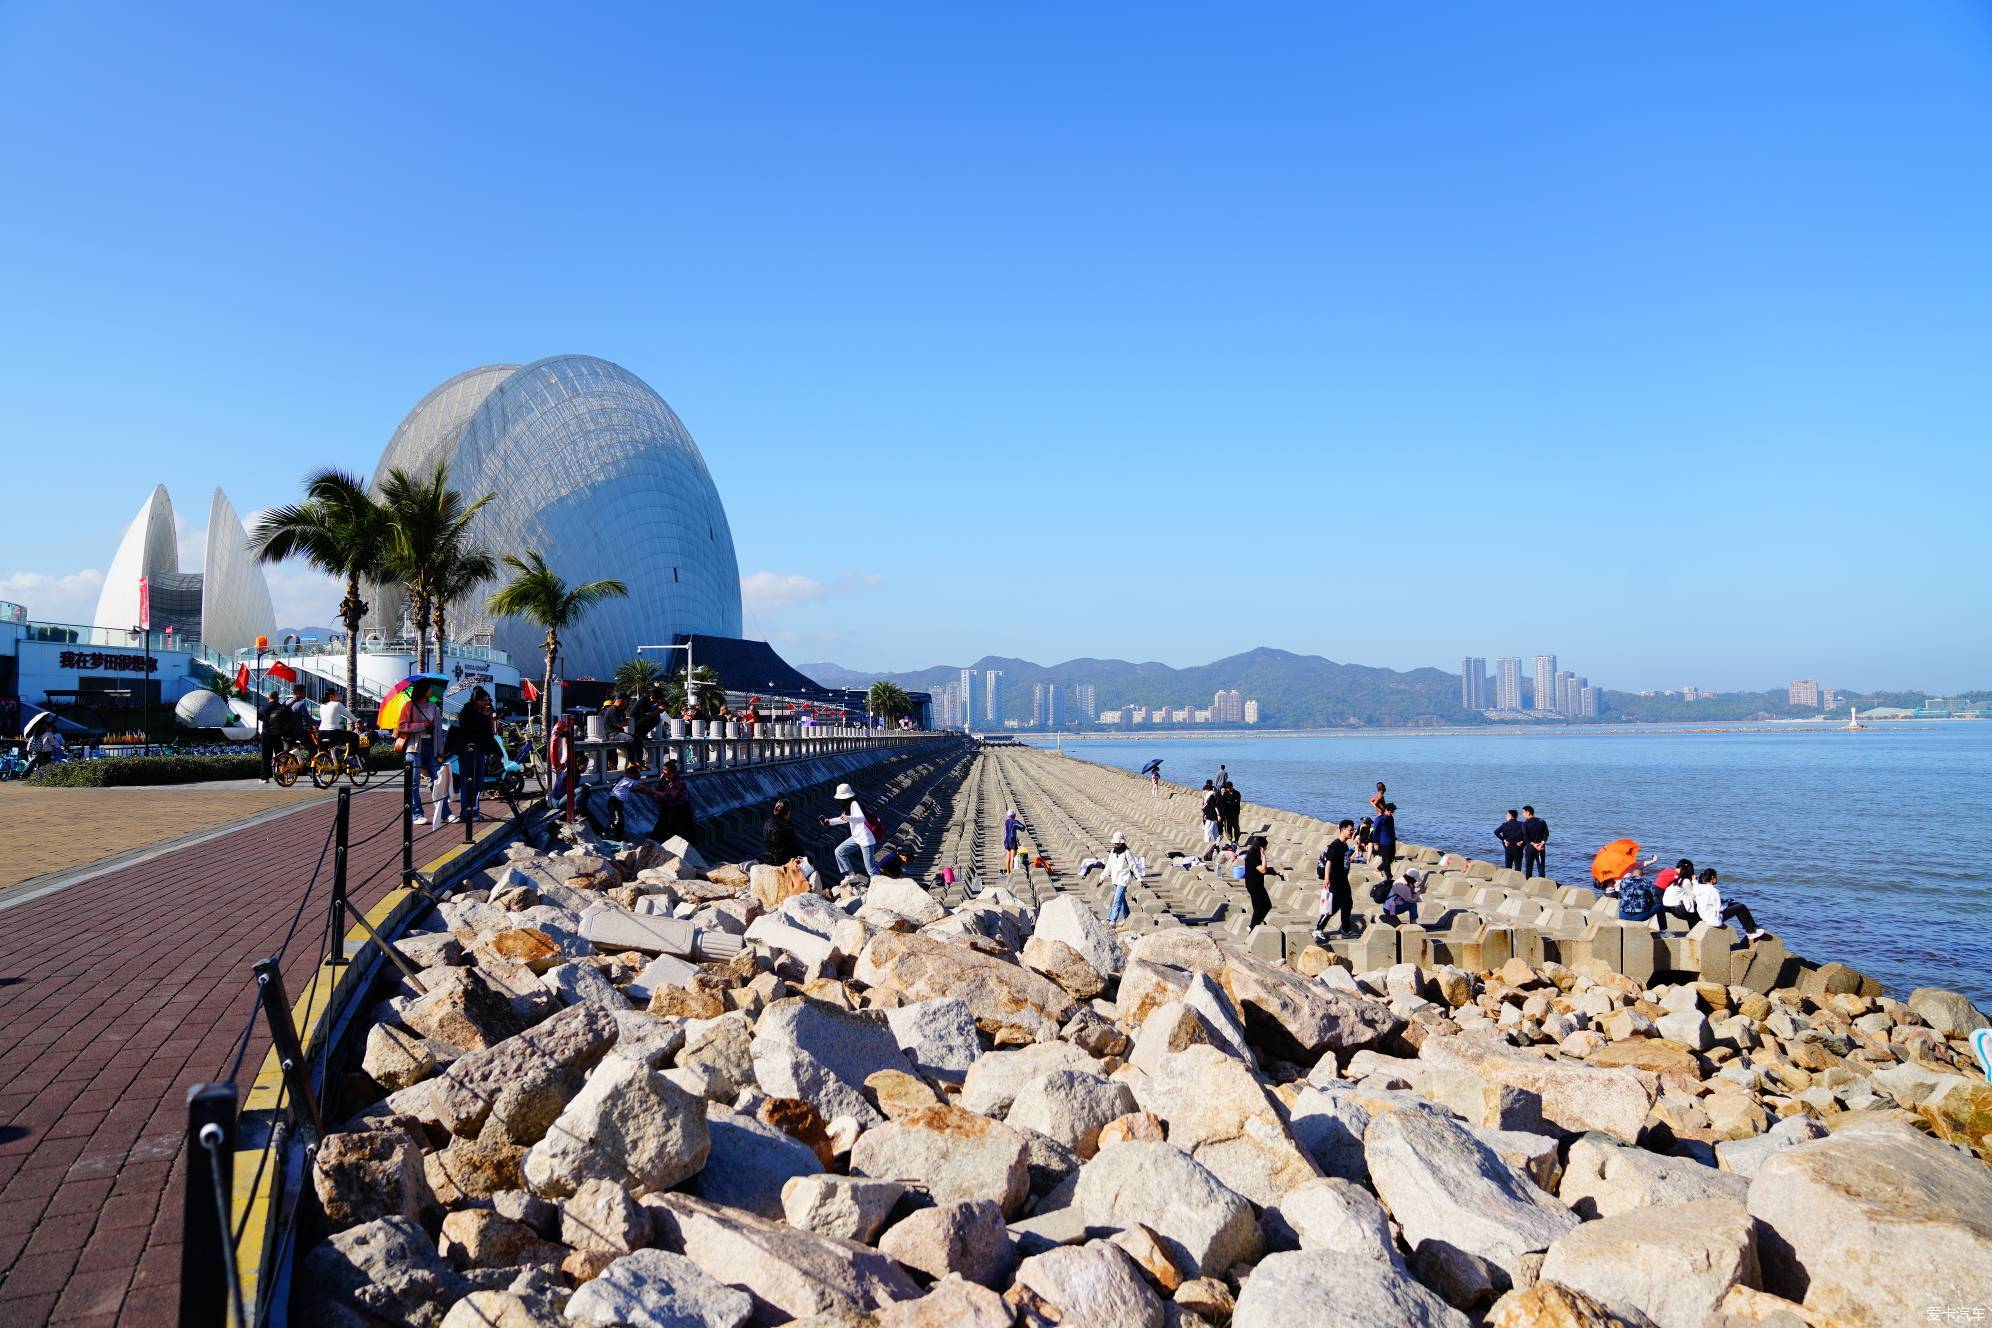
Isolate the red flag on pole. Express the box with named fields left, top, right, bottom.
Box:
left=522, top=679, right=539, bottom=702
left=233, top=664, right=249, bottom=692
left=267, top=660, right=298, bottom=683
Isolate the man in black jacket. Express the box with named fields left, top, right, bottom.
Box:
left=763, top=799, right=820, bottom=890
left=1495, top=809, right=1527, bottom=872
left=1521, top=805, right=1550, bottom=879
left=257, top=689, right=285, bottom=783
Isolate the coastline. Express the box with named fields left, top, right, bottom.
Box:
left=1006, top=719, right=1936, bottom=741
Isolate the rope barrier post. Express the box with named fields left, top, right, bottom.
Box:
left=401, top=757, right=415, bottom=887
left=464, top=770, right=475, bottom=846
left=328, top=787, right=350, bottom=967
left=252, top=957, right=324, bottom=1143
left=182, top=1082, right=239, bottom=1327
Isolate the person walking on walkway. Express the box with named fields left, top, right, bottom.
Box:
left=825, top=781, right=877, bottom=879
left=1495, top=809, right=1526, bottom=872
left=1521, top=805, right=1549, bottom=878
left=397, top=686, right=446, bottom=825
left=1002, top=807, right=1023, bottom=872
left=1373, top=801, right=1399, bottom=883
left=1241, top=832, right=1282, bottom=929
left=1103, top=830, right=1141, bottom=928
left=455, top=686, right=499, bottom=822
left=1315, top=819, right=1358, bottom=939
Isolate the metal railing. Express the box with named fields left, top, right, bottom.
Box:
left=564, top=723, right=941, bottom=788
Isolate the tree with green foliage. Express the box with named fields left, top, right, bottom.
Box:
left=667, top=665, right=726, bottom=720
left=614, top=657, right=665, bottom=697
left=251, top=468, right=392, bottom=705
left=485, top=551, right=627, bottom=737
left=379, top=462, right=494, bottom=671
left=868, top=680, right=913, bottom=725
left=429, top=540, right=498, bottom=665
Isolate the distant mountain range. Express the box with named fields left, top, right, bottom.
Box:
left=799, top=647, right=1472, bottom=728
left=798, top=648, right=1982, bottom=728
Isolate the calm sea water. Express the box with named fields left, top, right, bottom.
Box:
left=1030, top=724, right=1992, bottom=1005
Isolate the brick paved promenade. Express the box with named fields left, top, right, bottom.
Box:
left=0, top=783, right=322, bottom=892
left=0, top=783, right=439, bottom=1325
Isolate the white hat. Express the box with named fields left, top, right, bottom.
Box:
left=1111, top=830, right=1127, bottom=846
left=834, top=783, right=857, bottom=801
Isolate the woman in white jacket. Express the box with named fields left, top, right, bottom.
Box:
left=822, top=782, right=877, bottom=879
left=1102, top=831, right=1143, bottom=929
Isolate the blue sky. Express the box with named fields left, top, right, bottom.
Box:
left=2, top=3, right=1987, bottom=693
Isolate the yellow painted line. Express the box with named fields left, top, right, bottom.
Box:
left=228, top=812, right=518, bottom=1316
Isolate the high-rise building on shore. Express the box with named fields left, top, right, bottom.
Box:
left=1496, top=657, right=1523, bottom=711
left=1532, top=655, right=1557, bottom=713
left=1213, top=689, right=1244, bottom=723
left=1071, top=683, right=1096, bottom=721
left=1032, top=681, right=1062, bottom=727
left=1244, top=699, right=1259, bottom=724
left=1788, top=679, right=1820, bottom=707
left=1460, top=657, right=1488, bottom=710
left=984, top=670, right=1004, bottom=727
left=1553, top=670, right=1575, bottom=716
left=959, top=668, right=977, bottom=729
left=1821, top=686, right=1839, bottom=710
left=1579, top=685, right=1599, bottom=717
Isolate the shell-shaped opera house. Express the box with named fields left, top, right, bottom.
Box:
left=94, top=485, right=275, bottom=657
left=365, top=355, right=743, bottom=678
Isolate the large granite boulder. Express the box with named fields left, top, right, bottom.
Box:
left=522, top=1056, right=710, bottom=1198
left=1071, top=1141, right=1262, bottom=1277
left=563, top=1248, right=753, bottom=1328
left=429, top=1000, right=620, bottom=1140
left=1747, top=1117, right=1992, bottom=1326
left=1418, top=1035, right=1657, bottom=1143
left=1005, top=1070, right=1137, bottom=1157
left=1558, top=1132, right=1747, bottom=1220
left=959, top=1040, right=1100, bottom=1117
left=750, top=996, right=907, bottom=1129
left=300, top=1215, right=468, bottom=1328
left=848, top=1104, right=1032, bottom=1216
left=1231, top=1249, right=1470, bottom=1328
left=1538, top=1198, right=1758, bottom=1328
left=644, top=1192, right=922, bottom=1323
left=855, top=932, right=1076, bottom=1028
left=1128, top=1042, right=1320, bottom=1205
left=1033, top=895, right=1124, bottom=978
left=1008, top=1240, right=1164, bottom=1328
left=1363, top=1107, right=1578, bottom=1280
left=687, top=1108, right=822, bottom=1219
left=1220, top=948, right=1403, bottom=1061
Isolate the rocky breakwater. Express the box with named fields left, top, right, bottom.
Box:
left=301, top=819, right=1992, bottom=1328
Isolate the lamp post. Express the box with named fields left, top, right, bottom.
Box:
left=253, top=634, right=269, bottom=742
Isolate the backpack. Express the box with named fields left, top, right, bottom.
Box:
left=1617, top=879, right=1659, bottom=922
left=863, top=809, right=883, bottom=840
left=1368, top=879, right=1392, bottom=904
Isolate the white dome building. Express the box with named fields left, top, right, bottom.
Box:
left=367, top=355, right=743, bottom=678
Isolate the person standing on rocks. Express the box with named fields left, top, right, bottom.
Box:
left=1199, top=780, right=1223, bottom=858
left=824, top=781, right=878, bottom=879
left=1373, top=801, right=1399, bottom=883
left=1315, top=819, right=1359, bottom=939
left=1521, top=804, right=1549, bottom=878
left=1102, top=830, right=1141, bottom=929
left=1369, top=781, right=1388, bottom=818
left=1215, top=762, right=1228, bottom=791
left=1002, top=807, right=1023, bottom=872
left=1219, top=780, right=1242, bottom=843
left=1241, top=832, right=1282, bottom=929
left=1496, top=809, right=1526, bottom=872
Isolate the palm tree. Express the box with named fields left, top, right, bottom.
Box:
left=251, top=469, right=391, bottom=705
left=429, top=541, right=498, bottom=665
left=667, top=665, right=725, bottom=720
left=868, top=680, right=913, bottom=726
left=379, top=462, right=494, bottom=671
left=486, top=551, right=627, bottom=736
left=614, top=657, right=664, bottom=697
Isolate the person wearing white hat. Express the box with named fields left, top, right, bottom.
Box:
left=822, top=782, right=878, bottom=879
left=1103, top=830, right=1143, bottom=930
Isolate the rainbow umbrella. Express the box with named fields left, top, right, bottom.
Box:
left=376, top=674, right=447, bottom=731
left=1591, top=838, right=1642, bottom=883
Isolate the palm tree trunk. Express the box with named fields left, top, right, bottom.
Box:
left=340, top=574, right=364, bottom=710
left=541, top=629, right=558, bottom=740
left=410, top=589, right=430, bottom=671
left=433, top=600, right=448, bottom=670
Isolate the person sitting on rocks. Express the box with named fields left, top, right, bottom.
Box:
left=1381, top=867, right=1428, bottom=924
left=1600, top=852, right=1659, bottom=898
left=1657, top=858, right=1701, bottom=928
left=1685, top=867, right=1767, bottom=942
left=762, top=798, right=821, bottom=891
